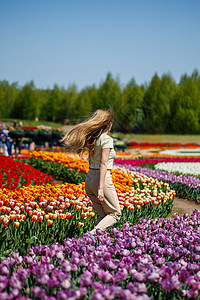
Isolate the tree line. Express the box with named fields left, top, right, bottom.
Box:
left=0, top=70, right=200, bottom=133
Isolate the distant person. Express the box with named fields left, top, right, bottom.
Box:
left=0, top=123, right=3, bottom=153
left=0, top=124, right=2, bottom=152
left=5, top=126, right=13, bottom=156
left=0, top=121, right=5, bottom=130
left=13, top=120, right=18, bottom=129
left=19, top=120, right=23, bottom=129
left=62, top=108, right=121, bottom=238
left=14, top=137, right=21, bottom=156
left=0, top=124, right=8, bottom=155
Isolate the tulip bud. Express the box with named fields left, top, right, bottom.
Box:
left=6, top=207, right=11, bottom=213
left=47, top=219, right=53, bottom=225
left=14, top=221, right=20, bottom=228
left=32, top=215, right=38, bottom=222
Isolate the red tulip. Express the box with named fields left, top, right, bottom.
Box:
left=14, top=221, right=20, bottom=227
left=6, top=207, right=11, bottom=213
left=2, top=217, right=9, bottom=226
left=32, top=215, right=38, bottom=222
left=9, top=201, right=15, bottom=208
left=47, top=219, right=53, bottom=225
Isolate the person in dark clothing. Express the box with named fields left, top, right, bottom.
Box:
left=5, top=127, right=13, bottom=156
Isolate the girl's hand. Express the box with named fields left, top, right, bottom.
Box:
left=97, top=188, right=104, bottom=202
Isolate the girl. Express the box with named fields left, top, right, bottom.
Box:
left=62, top=108, right=121, bottom=237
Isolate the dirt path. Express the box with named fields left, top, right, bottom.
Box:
left=171, top=196, right=200, bottom=216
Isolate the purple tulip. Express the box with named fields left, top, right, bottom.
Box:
left=0, top=292, right=12, bottom=300
left=187, top=288, right=199, bottom=299
left=56, top=290, right=71, bottom=300
left=0, top=265, right=9, bottom=276
left=17, top=268, right=30, bottom=281
left=0, top=282, right=7, bottom=292
left=36, top=274, right=50, bottom=285
left=10, top=288, right=21, bottom=298
left=153, top=255, right=165, bottom=266
left=71, top=264, right=78, bottom=272
left=132, top=271, right=146, bottom=282
left=91, top=291, right=106, bottom=300
left=91, top=281, right=104, bottom=290
left=146, top=271, right=161, bottom=283
left=161, top=279, right=174, bottom=291
left=46, top=276, right=59, bottom=289
left=9, top=276, right=24, bottom=290
left=97, top=270, right=113, bottom=283
left=60, top=278, right=71, bottom=289
left=31, top=286, right=47, bottom=299
left=79, top=271, right=93, bottom=287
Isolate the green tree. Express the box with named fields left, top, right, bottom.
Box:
left=45, top=84, right=64, bottom=122
left=0, top=81, right=19, bottom=118
left=118, top=78, right=144, bottom=132
left=72, top=88, right=92, bottom=122
left=66, top=84, right=79, bottom=123
left=170, top=70, right=200, bottom=133
left=95, top=73, right=122, bottom=130
left=142, top=74, right=176, bottom=133
left=12, top=81, right=38, bottom=120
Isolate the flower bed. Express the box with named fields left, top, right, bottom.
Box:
left=159, top=149, right=200, bottom=157
left=28, top=152, right=89, bottom=184
left=134, top=166, right=200, bottom=203
left=115, top=157, right=200, bottom=168
left=0, top=156, right=54, bottom=189
left=1, top=210, right=200, bottom=299
left=115, top=157, right=200, bottom=202
left=155, top=162, right=200, bottom=176
left=0, top=166, right=175, bottom=256
left=30, top=151, right=89, bottom=173
left=128, top=141, right=200, bottom=149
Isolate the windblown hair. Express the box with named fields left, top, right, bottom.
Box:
left=62, top=108, right=114, bottom=156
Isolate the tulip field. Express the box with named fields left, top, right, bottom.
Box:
left=0, top=146, right=200, bottom=299
left=115, top=157, right=200, bottom=202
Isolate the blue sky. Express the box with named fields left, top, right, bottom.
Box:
left=1, top=0, right=200, bottom=90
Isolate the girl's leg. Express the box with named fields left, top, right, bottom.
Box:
left=86, top=192, right=106, bottom=221
left=92, top=172, right=121, bottom=231
left=85, top=170, right=107, bottom=230
left=85, top=169, right=121, bottom=234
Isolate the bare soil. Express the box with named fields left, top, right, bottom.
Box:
left=170, top=196, right=200, bottom=216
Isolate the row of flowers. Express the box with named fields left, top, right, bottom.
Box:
left=115, top=157, right=200, bottom=167
left=154, top=162, right=200, bottom=176
left=0, top=156, right=54, bottom=189
left=0, top=166, right=175, bottom=256
left=29, top=151, right=89, bottom=174
left=115, top=160, right=200, bottom=202
left=128, top=141, right=200, bottom=148
left=28, top=153, right=88, bottom=185
left=1, top=210, right=200, bottom=299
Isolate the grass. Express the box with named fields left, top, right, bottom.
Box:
left=111, top=133, right=200, bottom=144
left=0, top=118, right=65, bottom=129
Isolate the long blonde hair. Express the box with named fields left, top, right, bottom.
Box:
left=62, top=108, right=114, bottom=155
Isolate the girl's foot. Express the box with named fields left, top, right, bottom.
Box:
left=86, top=231, right=96, bottom=241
